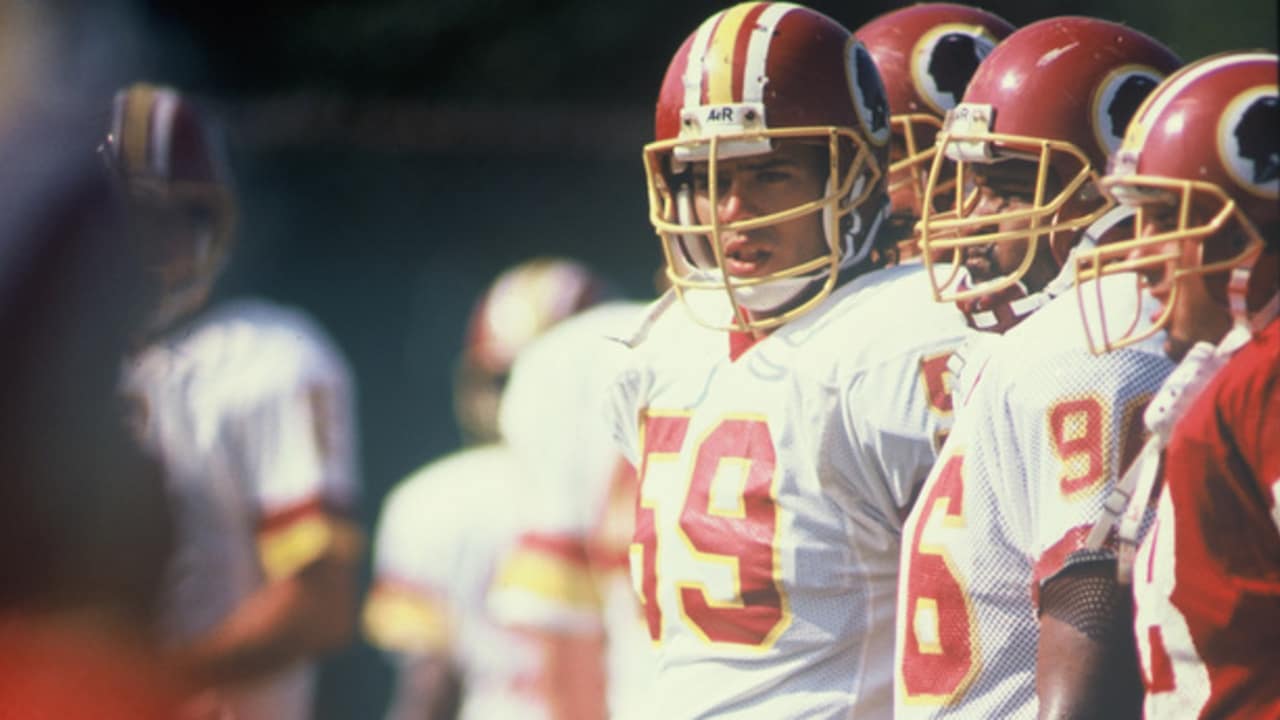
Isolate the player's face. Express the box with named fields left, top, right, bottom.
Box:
left=690, top=141, right=828, bottom=280
left=963, top=161, right=1062, bottom=292
left=127, top=196, right=211, bottom=294
left=1129, top=203, right=1233, bottom=361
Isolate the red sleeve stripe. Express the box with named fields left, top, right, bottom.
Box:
left=258, top=496, right=327, bottom=533
left=518, top=532, right=591, bottom=567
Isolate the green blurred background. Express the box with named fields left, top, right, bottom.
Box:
left=92, top=0, right=1280, bottom=716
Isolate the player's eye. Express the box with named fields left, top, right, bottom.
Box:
left=691, top=171, right=731, bottom=196
left=756, top=169, right=792, bottom=184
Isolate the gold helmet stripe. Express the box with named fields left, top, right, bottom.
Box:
left=704, top=3, right=762, bottom=105
left=122, top=84, right=157, bottom=176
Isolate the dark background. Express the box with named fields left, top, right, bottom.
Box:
left=67, top=0, right=1280, bottom=716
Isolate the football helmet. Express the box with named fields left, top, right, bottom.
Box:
left=102, top=83, right=237, bottom=333
left=453, top=257, right=610, bottom=445
left=642, top=1, right=890, bottom=332
left=1075, top=51, right=1279, bottom=353
left=855, top=3, right=1014, bottom=251
left=916, top=17, right=1180, bottom=304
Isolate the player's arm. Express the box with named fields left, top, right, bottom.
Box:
left=170, top=507, right=363, bottom=690
left=490, top=530, right=608, bottom=720
left=537, top=627, right=608, bottom=720
left=1036, top=560, right=1143, bottom=719
left=174, top=370, right=362, bottom=692
left=1030, top=356, right=1158, bottom=719
left=383, top=653, right=463, bottom=720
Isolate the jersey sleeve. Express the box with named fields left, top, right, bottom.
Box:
left=608, top=356, right=644, bottom=470
left=230, top=312, right=360, bottom=580
left=362, top=473, right=458, bottom=656
left=841, top=350, right=954, bottom=527
left=1002, top=346, right=1171, bottom=594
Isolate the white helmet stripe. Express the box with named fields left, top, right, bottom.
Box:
left=683, top=10, right=721, bottom=111
left=742, top=3, right=798, bottom=104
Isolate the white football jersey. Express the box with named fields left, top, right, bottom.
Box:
left=123, top=298, right=357, bottom=720
left=610, top=263, right=970, bottom=718
left=894, top=274, right=1172, bottom=719
left=364, top=444, right=548, bottom=720
left=490, top=301, right=659, bottom=720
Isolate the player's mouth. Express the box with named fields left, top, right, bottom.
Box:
left=722, top=237, right=774, bottom=277
left=963, top=244, right=996, bottom=281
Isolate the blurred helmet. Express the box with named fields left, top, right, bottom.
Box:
left=454, top=257, right=610, bottom=444
left=917, top=16, right=1180, bottom=304
left=1076, top=51, right=1279, bottom=352
left=642, top=1, right=890, bottom=332
left=103, top=82, right=237, bottom=333
left=855, top=2, right=1014, bottom=249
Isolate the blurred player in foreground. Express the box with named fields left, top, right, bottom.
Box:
left=110, top=83, right=363, bottom=720
left=363, top=258, right=609, bottom=720
left=0, top=5, right=180, bottom=718
left=894, top=17, right=1181, bottom=719
left=1074, top=51, right=1279, bottom=718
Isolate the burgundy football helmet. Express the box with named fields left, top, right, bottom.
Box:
left=454, top=257, right=610, bottom=444
left=642, top=2, right=890, bottom=332
left=916, top=17, right=1181, bottom=306
left=1076, top=51, right=1279, bottom=352
left=855, top=3, right=1015, bottom=249
left=103, top=83, right=236, bottom=332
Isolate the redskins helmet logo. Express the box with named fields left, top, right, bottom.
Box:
left=1091, top=65, right=1164, bottom=157
left=912, top=24, right=1001, bottom=114
left=1219, top=84, right=1280, bottom=198
left=847, top=39, right=891, bottom=146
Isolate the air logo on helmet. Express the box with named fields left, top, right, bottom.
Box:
left=1091, top=65, right=1164, bottom=157
left=912, top=24, right=1001, bottom=114
left=846, top=39, right=891, bottom=147
left=706, top=106, right=735, bottom=122
left=1219, top=84, right=1280, bottom=198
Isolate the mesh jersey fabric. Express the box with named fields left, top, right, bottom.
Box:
left=895, top=273, right=1173, bottom=718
